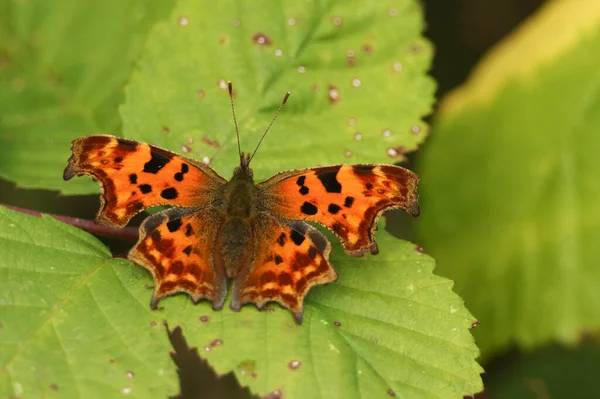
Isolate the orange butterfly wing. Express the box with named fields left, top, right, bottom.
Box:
left=63, top=135, right=226, bottom=226
left=258, top=164, right=419, bottom=256
left=64, top=135, right=228, bottom=310
left=129, top=207, right=227, bottom=309
left=230, top=217, right=336, bottom=323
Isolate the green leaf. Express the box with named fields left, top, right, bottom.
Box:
left=415, top=1, right=600, bottom=356
left=121, top=0, right=434, bottom=184
left=0, top=0, right=173, bottom=194
left=166, top=230, right=482, bottom=399
left=0, top=206, right=482, bottom=398
left=484, top=343, right=600, bottom=399
left=0, top=207, right=177, bottom=398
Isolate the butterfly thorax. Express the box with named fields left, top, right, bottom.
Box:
left=218, top=162, right=258, bottom=278
left=224, top=163, right=255, bottom=217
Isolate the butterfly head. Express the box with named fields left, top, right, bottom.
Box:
left=232, top=151, right=254, bottom=180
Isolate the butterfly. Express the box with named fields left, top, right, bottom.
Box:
left=63, top=83, right=420, bottom=323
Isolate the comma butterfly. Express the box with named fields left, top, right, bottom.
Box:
left=63, top=83, right=420, bottom=323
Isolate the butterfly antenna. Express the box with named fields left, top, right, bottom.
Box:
left=228, top=81, right=243, bottom=162
left=249, top=91, right=291, bottom=163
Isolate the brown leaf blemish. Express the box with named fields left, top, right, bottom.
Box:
left=346, top=49, right=355, bottom=67
left=204, top=338, right=223, bottom=352
left=263, top=389, right=283, bottom=399
left=288, top=360, right=301, bottom=370
left=252, top=32, right=272, bottom=46
left=328, top=85, right=340, bottom=104
left=202, top=136, right=220, bottom=148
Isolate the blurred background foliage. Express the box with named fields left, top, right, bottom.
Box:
left=2, top=0, right=599, bottom=398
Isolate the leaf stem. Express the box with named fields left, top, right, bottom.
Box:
left=0, top=203, right=139, bottom=241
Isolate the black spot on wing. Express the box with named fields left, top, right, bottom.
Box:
left=366, top=182, right=373, bottom=190
left=296, top=176, right=306, bottom=186
left=274, top=255, right=283, bottom=265
left=354, top=165, right=375, bottom=174
left=290, top=229, right=305, bottom=246
left=344, top=196, right=354, bottom=208
left=183, top=245, right=192, bottom=256
left=114, top=156, right=123, bottom=163
left=117, top=139, right=138, bottom=149
left=151, top=230, right=162, bottom=241
left=316, top=168, right=342, bottom=193
left=161, top=187, right=178, bottom=199
left=174, top=163, right=190, bottom=182
left=328, top=204, right=342, bottom=214
left=139, top=184, right=152, bottom=194
left=277, top=233, right=286, bottom=246
left=166, top=218, right=182, bottom=232
left=129, top=174, right=138, bottom=184
left=301, top=202, right=318, bottom=215
left=185, top=224, right=194, bottom=236
left=144, top=151, right=171, bottom=174
left=299, top=186, right=309, bottom=195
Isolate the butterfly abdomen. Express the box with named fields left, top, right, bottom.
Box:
left=218, top=218, right=253, bottom=278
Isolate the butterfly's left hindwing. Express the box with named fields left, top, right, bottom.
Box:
left=129, top=207, right=228, bottom=310
left=258, top=164, right=419, bottom=256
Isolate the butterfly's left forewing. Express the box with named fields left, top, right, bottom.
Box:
left=64, top=135, right=226, bottom=226
left=258, top=164, right=419, bottom=256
